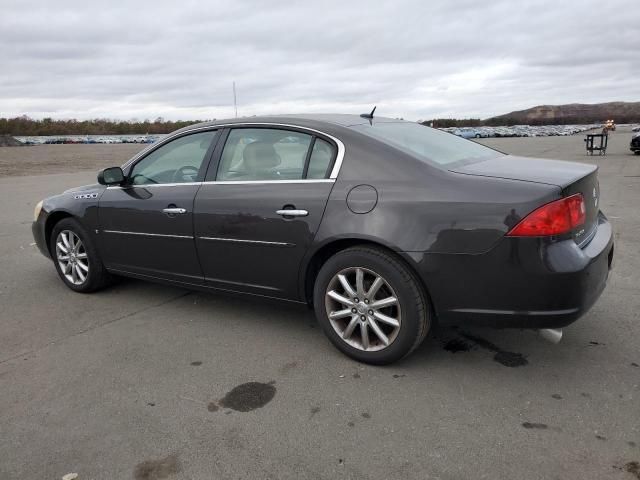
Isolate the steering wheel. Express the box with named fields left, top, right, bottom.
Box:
left=172, top=165, right=200, bottom=183
left=130, top=174, right=158, bottom=185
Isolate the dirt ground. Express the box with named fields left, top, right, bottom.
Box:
left=0, top=143, right=147, bottom=177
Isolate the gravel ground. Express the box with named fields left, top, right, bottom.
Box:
left=0, top=143, right=146, bottom=177
left=0, top=128, right=638, bottom=480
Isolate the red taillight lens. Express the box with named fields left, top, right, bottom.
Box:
left=507, top=193, right=586, bottom=237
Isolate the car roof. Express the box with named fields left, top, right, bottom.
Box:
left=175, top=114, right=405, bottom=135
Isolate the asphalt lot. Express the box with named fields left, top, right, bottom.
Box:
left=0, top=129, right=639, bottom=480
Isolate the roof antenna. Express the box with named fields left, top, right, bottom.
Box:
left=360, top=106, right=376, bottom=119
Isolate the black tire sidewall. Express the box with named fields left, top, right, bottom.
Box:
left=50, top=218, right=107, bottom=293
left=313, top=248, right=427, bottom=365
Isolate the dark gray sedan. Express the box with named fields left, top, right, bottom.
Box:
left=32, top=114, right=614, bottom=364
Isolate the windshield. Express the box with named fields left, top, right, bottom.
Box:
left=352, top=122, right=502, bottom=166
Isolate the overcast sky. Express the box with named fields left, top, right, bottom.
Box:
left=1, top=0, right=638, bottom=121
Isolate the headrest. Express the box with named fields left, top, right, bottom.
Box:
left=243, top=141, right=281, bottom=170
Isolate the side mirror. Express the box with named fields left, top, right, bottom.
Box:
left=97, top=167, right=125, bottom=186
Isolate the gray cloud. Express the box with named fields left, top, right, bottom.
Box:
left=1, top=0, right=638, bottom=120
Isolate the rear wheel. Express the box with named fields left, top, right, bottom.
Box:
left=50, top=218, right=112, bottom=293
left=313, top=246, right=430, bottom=365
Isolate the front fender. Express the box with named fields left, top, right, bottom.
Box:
left=35, top=186, right=105, bottom=257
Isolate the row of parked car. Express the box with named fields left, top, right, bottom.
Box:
left=17, top=135, right=161, bottom=145
left=441, top=124, right=601, bottom=138
left=16, top=123, right=638, bottom=146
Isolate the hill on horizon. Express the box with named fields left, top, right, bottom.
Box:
left=484, top=101, right=640, bottom=126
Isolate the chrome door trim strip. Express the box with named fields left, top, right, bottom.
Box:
left=102, top=230, right=194, bottom=239
left=106, top=182, right=202, bottom=189
left=198, top=236, right=294, bottom=247
left=121, top=122, right=346, bottom=179
left=106, top=179, right=335, bottom=189
left=202, top=179, right=335, bottom=185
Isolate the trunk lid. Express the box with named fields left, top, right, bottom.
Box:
left=450, top=155, right=600, bottom=246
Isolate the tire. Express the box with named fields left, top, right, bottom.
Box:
left=313, top=246, right=430, bottom=365
left=50, top=217, right=112, bottom=293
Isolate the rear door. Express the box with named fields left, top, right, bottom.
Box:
left=193, top=126, right=338, bottom=299
left=98, top=130, right=219, bottom=284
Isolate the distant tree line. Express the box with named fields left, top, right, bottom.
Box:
left=0, top=116, right=207, bottom=136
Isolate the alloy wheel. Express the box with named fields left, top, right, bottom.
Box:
left=55, top=230, right=89, bottom=285
left=325, top=267, right=402, bottom=352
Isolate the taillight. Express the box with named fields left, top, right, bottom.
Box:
left=506, top=193, right=586, bottom=237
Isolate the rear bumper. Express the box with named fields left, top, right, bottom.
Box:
left=412, top=212, right=614, bottom=329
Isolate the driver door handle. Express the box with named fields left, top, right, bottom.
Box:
left=276, top=209, right=308, bottom=217
left=162, top=207, right=187, bottom=215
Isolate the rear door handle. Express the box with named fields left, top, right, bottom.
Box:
left=162, top=207, right=187, bottom=215
left=276, top=209, right=308, bottom=217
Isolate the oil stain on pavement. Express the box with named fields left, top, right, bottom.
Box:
left=458, top=332, right=528, bottom=367
left=443, top=338, right=473, bottom=353
left=613, top=461, right=640, bottom=479
left=134, top=454, right=181, bottom=480
left=209, top=382, right=277, bottom=413
left=522, top=422, right=548, bottom=430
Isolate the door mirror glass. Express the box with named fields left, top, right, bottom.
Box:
left=98, top=167, right=125, bottom=185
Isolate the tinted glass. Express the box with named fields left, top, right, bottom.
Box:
left=306, top=138, right=335, bottom=179
left=130, top=131, right=216, bottom=185
left=217, top=128, right=312, bottom=181
left=352, top=122, right=501, bottom=166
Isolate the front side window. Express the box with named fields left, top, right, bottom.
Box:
left=216, top=128, right=315, bottom=181
left=129, top=131, right=216, bottom=185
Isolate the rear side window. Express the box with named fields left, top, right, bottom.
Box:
left=217, top=128, right=311, bottom=181
left=216, top=128, right=336, bottom=181
left=306, top=138, right=335, bottom=179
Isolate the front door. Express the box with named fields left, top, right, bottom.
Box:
left=98, top=130, right=218, bottom=284
left=193, top=127, right=337, bottom=299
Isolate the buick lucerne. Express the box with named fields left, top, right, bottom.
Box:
left=32, top=115, right=614, bottom=364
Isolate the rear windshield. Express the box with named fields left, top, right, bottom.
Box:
left=352, top=122, right=502, bottom=166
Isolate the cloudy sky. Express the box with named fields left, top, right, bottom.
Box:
left=1, top=0, right=638, bottom=121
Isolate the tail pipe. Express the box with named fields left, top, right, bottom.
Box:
left=538, top=328, right=563, bottom=344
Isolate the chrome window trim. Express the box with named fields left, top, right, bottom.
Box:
left=121, top=122, right=345, bottom=180
left=102, top=230, right=193, bottom=239
left=203, top=179, right=335, bottom=185
left=107, top=182, right=202, bottom=189
left=106, top=179, right=335, bottom=189
left=198, top=236, right=294, bottom=247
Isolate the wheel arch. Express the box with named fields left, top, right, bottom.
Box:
left=302, top=237, right=435, bottom=314
left=44, top=210, right=74, bottom=255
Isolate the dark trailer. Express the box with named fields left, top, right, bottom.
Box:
left=584, top=133, right=608, bottom=155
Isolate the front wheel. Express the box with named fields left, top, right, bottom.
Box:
left=313, top=246, right=430, bottom=365
left=50, top=218, right=113, bottom=293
